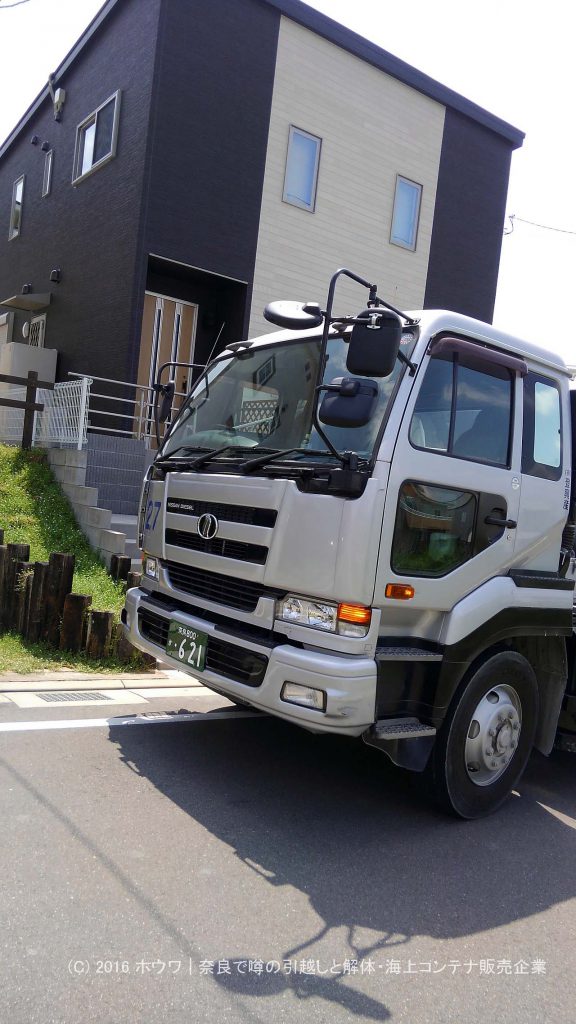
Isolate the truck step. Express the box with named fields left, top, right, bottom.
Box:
left=371, top=717, right=437, bottom=740
left=376, top=646, right=442, bottom=662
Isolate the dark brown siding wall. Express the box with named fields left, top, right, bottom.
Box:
left=424, top=109, right=513, bottom=323
left=140, top=0, right=280, bottom=321
left=0, top=0, right=161, bottom=381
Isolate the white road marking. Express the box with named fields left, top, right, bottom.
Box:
left=0, top=709, right=263, bottom=733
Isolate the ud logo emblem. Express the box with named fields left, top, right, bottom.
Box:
left=197, top=513, right=219, bottom=540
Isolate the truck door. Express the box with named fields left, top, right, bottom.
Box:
left=375, top=335, right=525, bottom=613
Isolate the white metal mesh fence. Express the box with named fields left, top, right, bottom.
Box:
left=0, top=386, right=27, bottom=445
left=34, top=378, right=92, bottom=449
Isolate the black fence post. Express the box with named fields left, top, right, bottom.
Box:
left=22, top=371, right=39, bottom=450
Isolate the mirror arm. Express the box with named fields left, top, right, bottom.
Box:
left=368, top=293, right=419, bottom=327
left=312, top=399, right=346, bottom=466
left=397, top=349, right=417, bottom=375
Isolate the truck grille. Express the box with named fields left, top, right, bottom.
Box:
left=165, top=561, right=276, bottom=612
left=138, top=608, right=268, bottom=686
left=165, top=529, right=268, bottom=565
left=167, top=498, right=276, bottom=527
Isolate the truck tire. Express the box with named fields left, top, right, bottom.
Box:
left=426, top=652, right=539, bottom=819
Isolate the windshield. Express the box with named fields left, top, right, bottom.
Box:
left=160, top=333, right=415, bottom=463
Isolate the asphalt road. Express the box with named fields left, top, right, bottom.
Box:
left=0, top=687, right=575, bottom=1024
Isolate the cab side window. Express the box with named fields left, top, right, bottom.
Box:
left=521, top=373, right=562, bottom=480
left=409, top=346, right=513, bottom=467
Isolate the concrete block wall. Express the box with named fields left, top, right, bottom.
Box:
left=47, top=447, right=129, bottom=569
left=85, top=434, right=151, bottom=515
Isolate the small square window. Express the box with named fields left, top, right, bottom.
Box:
left=72, top=91, right=121, bottom=184
left=42, top=150, right=53, bottom=198
left=283, top=126, right=321, bottom=212
left=8, top=175, right=24, bottom=239
left=521, top=373, right=562, bottom=480
left=390, top=175, right=422, bottom=250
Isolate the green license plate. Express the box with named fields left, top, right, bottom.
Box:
left=166, top=621, right=207, bottom=671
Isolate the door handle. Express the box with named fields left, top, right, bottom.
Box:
left=484, top=515, right=517, bottom=529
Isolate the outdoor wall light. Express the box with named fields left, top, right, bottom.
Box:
left=41, top=141, right=50, bottom=152
left=30, top=135, right=40, bottom=146
left=50, top=268, right=62, bottom=284
left=21, top=284, right=32, bottom=295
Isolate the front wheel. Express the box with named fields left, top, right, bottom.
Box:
left=426, top=652, right=539, bottom=819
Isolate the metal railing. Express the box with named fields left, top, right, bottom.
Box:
left=0, top=369, right=199, bottom=450
left=68, top=371, right=196, bottom=445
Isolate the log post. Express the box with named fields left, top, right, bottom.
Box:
left=2, top=543, right=30, bottom=631
left=126, top=571, right=142, bottom=591
left=43, top=552, right=75, bottom=645
left=0, top=529, right=4, bottom=545
left=60, top=594, right=92, bottom=652
left=110, top=554, right=131, bottom=581
left=12, top=561, right=33, bottom=635
left=85, top=610, right=115, bottom=659
left=26, top=561, right=50, bottom=643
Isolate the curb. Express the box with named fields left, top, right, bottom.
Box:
left=0, top=669, right=200, bottom=693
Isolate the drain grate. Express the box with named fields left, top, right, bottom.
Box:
left=37, top=691, right=112, bottom=703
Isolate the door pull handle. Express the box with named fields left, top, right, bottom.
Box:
left=484, top=515, right=517, bottom=529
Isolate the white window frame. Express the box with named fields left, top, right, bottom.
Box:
left=42, top=149, right=53, bottom=198
left=8, top=174, right=25, bottom=240
left=390, top=174, right=422, bottom=251
left=29, top=314, right=47, bottom=349
left=282, top=125, right=322, bottom=213
left=72, top=90, right=121, bottom=185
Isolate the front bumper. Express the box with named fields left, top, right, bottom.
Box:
left=124, top=588, right=377, bottom=736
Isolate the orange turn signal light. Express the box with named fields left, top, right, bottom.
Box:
left=385, top=583, right=415, bottom=600
left=337, top=602, right=372, bottom=625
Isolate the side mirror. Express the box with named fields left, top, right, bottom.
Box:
left=156, top=381, right=175, bottom=424
left=263, top=300, right=324, bottom=330
left=346, top=308, right=402, bottom=377
left=319, top=376, right=379, bottom=428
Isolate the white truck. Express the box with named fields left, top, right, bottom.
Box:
left=123, top=267, right=576, bottom=818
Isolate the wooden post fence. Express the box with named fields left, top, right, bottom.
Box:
left=0, top=370, right=54, bottom=450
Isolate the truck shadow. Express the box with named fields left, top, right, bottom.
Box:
left=110, top=710, right=575, bottom=1018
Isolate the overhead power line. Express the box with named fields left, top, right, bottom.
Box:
left=505, top=214, right=576, bottom=236
left=0, top=0, right=32, bottom=7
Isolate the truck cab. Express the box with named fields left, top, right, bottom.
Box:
left=123, top=268, right=576, bottom=818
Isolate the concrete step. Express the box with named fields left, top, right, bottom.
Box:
left=110, top=514, right=141, bottom=566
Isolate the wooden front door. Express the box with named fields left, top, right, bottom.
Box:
left=137, top=292, right=198, bottom=433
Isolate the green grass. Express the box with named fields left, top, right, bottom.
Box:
left=0, top=445, right=126, bottom=613
left=0, top=631, right=145, bottom=675
left=0, top=445, right=149, bottom=673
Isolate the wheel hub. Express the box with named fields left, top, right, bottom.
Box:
left=464, top=684, right=522, bottom=786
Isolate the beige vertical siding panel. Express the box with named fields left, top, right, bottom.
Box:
left=250, top=18, right=445, bottom=336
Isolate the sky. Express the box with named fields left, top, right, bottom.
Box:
left=0, top=0, right=574, bottom=362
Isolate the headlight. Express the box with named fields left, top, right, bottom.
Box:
left=277, top=595, right=338, bottom=632
left=276, top=594, right=371, bottom=637
left=142, top=555, right=159, bottom=581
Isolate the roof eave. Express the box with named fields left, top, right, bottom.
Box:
left=0, top=0, right=524, bottom=163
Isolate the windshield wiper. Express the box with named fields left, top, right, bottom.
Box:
left=155, top=445, right=210, bottom=465
left=240, top=447, right=343, bottom=474
left=189, top=445, right=276, bottom=470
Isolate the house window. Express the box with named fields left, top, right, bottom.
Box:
left=8, top=175, right=24, bottom=239
left=72, top=91, right=121, bottom=183
left=42, top=150, right=53, bottom=198
left=390, top=175, right=422, bottom=250
left=283, top=126, right=321, bottom=212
